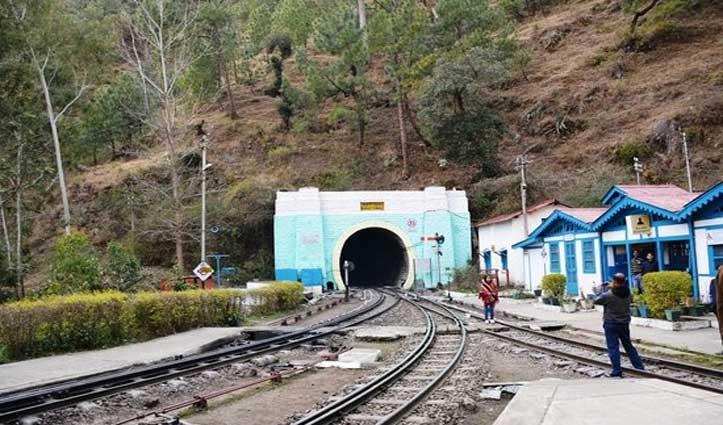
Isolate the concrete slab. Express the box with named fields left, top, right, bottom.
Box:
left=354, top=326, right=422, bottom=341
left=338, top=348, right=382, bottom=365
left=0, top=327, right=245, bottom=394
left=493, top=378, right=723, bottom=425
left=316, top=360, right=364, bottom=369
left=524, top=321, right=566, bottom=331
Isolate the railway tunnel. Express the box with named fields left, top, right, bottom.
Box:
left=339, top=227, right=409, bottom=287
left=273, top=186, right=471, bottom=291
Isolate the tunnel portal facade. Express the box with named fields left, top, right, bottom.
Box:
left=274, top=187, right=471, bottom=291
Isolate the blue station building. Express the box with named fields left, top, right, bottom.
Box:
left=513, top=182, right=723, bottom=301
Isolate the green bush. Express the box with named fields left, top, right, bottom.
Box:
left=542, top=273, right=567, bottom=298
left=614, top=139, right=654, bottom=165
left=642, top=271, right=691, bottom=317
left=104, top=242, right=142, bottom=292
left=0, top=283, right=304, bottom=361
left=246, top=281, right=304, bottom=316
left=452, top=263, right=482, bottom=292
left=46, top=231, right=101, bottom=295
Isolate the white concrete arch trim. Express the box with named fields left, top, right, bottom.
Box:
left=332, top=220, right=417, bottom=291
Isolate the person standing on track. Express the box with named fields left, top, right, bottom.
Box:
left=479, top=274, right=499, bottom=324
left=594, top=273, right=645, bottom=377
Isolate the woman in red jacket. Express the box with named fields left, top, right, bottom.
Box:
left=479, top=274, right=499, bottom=324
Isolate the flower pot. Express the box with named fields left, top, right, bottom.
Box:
left=542, top=297, right=551, bottom=305
left=630, top=306, right=640, bottom=317
left=691, top=305, right=705, bottom=316
left=680, top=306, right=692, bottom=316
left=664, top=309, right=681, bottom=322
left=638, top=305, right=649, bottom=318
left=562, top=302, right=578, bottom=313
left=534, top=289, right=542, bottom=297
left=551, top=298, right=561, bottom=306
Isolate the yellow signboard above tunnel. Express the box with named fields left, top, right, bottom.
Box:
left=360, top=202, right=385, bottom=211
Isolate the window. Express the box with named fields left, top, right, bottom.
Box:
left=483, top=252, right=491, bottom=271
left=713, top=245, right=723, bottom=270
left=501, top=250, right=508, bottom=270
left=549, top=243, right=560, bottom=273
left=583, top=240, right=596, bottom=273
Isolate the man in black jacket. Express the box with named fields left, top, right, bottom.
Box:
left=594, top=273, right=645, bottom=377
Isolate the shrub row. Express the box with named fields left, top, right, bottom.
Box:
left=0, top=282, right=303, bottom=361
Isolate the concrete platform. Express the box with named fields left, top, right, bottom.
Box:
left=450, top=294, right=723, bottom=355
left=0, top=327, right=245, bottom=394
left=494, top=378, right=723, bottom=425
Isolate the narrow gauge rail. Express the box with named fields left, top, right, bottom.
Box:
left=292, top=290, right=466, bottom=425
left=435, top=298, right=723, bottom=394
left=0, top=290, right=396, bottom=423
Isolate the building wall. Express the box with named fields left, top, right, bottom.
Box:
left=694, top=217, right=723, bottom=302
left=477, top=205, right=558, bottom=286
left=542, top=235, right=602, bottom=297
left=274, top=187, right=471, bottom=289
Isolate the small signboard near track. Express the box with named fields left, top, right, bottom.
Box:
left=193, top=261, right=214, bottom=282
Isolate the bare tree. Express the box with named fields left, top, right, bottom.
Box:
left=396, top=80, right=409, bottom=179
left=631, top=0, right=663, bottom=32
left=122, top=0, right=202, bottom=270
left=10, top=2, right=85, bottom=235
left=0, top=192, right=13, bottom=278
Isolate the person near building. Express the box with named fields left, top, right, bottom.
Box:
left=640, top=253, right=658, bottom=293
left=710, top=276, right=717, bottom=317
left=716, top=266, right=723, bottom=348
left=479, top=274, right=499, bottom=324
left=593, top=273, right=645, bottom=377
left=631, top=250, right=643, bottom=293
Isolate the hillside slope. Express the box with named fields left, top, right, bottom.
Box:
left=24, top=0, right=723, bottom=285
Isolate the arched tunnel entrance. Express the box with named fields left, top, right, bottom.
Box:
left=339, top=227, right=409, bottom=287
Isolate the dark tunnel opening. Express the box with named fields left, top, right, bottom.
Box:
left=339, top=227, right=409, bottom=287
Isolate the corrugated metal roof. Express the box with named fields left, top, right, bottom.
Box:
left=614, top=185, right=700, bottom=212
left=557, top=207, right=609, bottom=223
left=474, top=199, right=566, bottom=227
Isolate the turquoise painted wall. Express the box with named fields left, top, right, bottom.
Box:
left=274, top=210, right=471, bottom=288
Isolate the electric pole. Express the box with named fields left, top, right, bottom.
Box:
left=197, top=121, right=211, bottom=263
left=681, top=132, right=693, bottom=192
left=633, top=157, right=643, bottom=185
left=516, top=155, right=531, bottom=236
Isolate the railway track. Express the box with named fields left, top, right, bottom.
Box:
left=0, top=289, right=396, bottom=423
left=292, top=290, right=467, bottom=425
left=434, top=297, right=723, bottom=394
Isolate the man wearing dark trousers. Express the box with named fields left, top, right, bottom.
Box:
left=594, top=273, right=645, bottom=377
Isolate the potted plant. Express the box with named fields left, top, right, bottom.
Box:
left=533, top=288, right=542, bottom=297
left=562, top=298, right=578, bottom=313
left=664, top=308, right=682, bottom=322
left=542, top=296, right=551, bottom=305
left=691, top=304, right=706, bottom=316
left=633, top=291, right=649, bottom=318
left=630, top=305, right=640, bottom=317
left=541, top=274, right=566, bottom=308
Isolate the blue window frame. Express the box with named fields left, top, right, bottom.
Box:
left=549, top=243, right=560, bottom=273
left=583, top=240, right=596, bottom=273
left=483, top=251, right=491, bottom=270
left=500, top=250, right=508, bottom=270
left=712, top=244, right=723, bottom=271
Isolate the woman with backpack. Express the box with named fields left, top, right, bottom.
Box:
left=479, top=274, right=499, bottom=324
